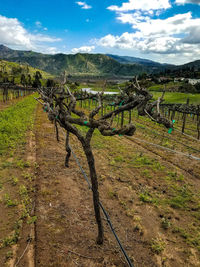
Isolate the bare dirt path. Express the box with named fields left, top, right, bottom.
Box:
left=34, top=103, right=158, bottom=266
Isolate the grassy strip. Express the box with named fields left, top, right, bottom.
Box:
left=0, top=94, right=37, bottom=154
left=152, top=91, right=200, bottom=104
left=0, top=95, right=37, bottom=263
left=148, top=82, right=183, bottom=92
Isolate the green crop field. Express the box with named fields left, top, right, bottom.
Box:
left=152, top=91, right=200, bottom=104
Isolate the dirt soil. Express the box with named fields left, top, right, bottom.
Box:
left=34, top=103, right=200, bottom=267
left=3, top=102, right=199, bottom=267
left=34, top=106, right=159, bottom=267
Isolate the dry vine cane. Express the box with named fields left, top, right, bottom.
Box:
left=36, top=79, right=172, bottom=245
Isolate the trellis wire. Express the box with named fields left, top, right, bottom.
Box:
left=134, top=122, right=200, bottom=153
left=126, top=136, right=200, bottom=161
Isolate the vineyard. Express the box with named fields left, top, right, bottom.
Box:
left=0, top=81, right=200, bottom=267
left=0, top=83, right=35, bottom=111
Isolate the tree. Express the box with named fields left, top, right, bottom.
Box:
left=178, top=83, right=196, bottom=93
left=20, top=74, right=26, bottom=86
left=3, top=72, right=8, bottom=83
left=27, top=74, right=32, bottom=86
left=138, top=72, right=147, bottom=80
left=35, top=71, right=42, bottom=79
left=12, top=66, right=22, bottom=75
left=11, top=76, right=15, bottom=85
left=195, top=83, right=200, bottom=93
left=36, top=78, right=172, bottom=245
left=32, top=72, right=42, bottom=88
left=46, top=79, right=56, bottom=88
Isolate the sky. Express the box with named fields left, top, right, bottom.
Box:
left=0, top=0, right=200, bottom=64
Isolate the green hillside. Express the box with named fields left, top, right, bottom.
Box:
left=0, top=45, right=149, bottom=77
left=0, top=59, right=53, bottom=85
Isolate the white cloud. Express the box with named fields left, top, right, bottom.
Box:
left=43, top=47, right=61, bottom=54
left=0, top=15, right=33, bottom=49
left=120, top=12, right=200, bottom=37
left=71, top=45, right=95, bottom=53
left=107, top=0, right=171, bottom=12
left=97, top=12, right=200, bottom=63
left=98, top=33, right=137, bottom=49
left=175, top=0, right=200, bottom=5
left=182, top=26, right=200, bottom=43
left=98, top=32, right=200, bottom=63
left=30, top=34, right=61, bottom=43
left=35, top=46, right=62, bottom=54
left=76, top=1, right=92, bottom=9
left=116, top=11, right=150, bottom=27
left=0, top=15, right=61, bottom=51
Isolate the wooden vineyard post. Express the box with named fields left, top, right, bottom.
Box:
left=3, top=87, right=8, bottom=102
left=177, top=112, right=180, bottom=122
left=168, top=109, right=171, bottom=119
left=171, top=110, right=176, bottom=121
left=121, top=111, right=124, bottom=127
left=197, top=115, right=200, bottom=140
left=182, top=98, right=189, bottom=134
left=129, top=110, right=132, bottom=123
left=81, top=91, right=83, bottom=108
left=101, top=101, right=103, bottom=116
left=104, top=103, right=106, bottom=115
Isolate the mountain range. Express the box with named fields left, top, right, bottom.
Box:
left=0, top=44, right=199, bottom=78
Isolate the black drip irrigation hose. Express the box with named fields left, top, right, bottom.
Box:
left=69, top=145, right=134, bottom=267
left=70, top=148, right=92, bottom=190
left=99, top=202, right=134, bottom=267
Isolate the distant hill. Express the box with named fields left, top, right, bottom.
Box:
left=0, top=45, right=160, bottom=77
left=179, top=60, right=200, bottom=70
left=1, top=45, right=200, bottom=78
left=107, top=54, right=163, bottom=66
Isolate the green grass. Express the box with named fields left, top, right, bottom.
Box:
left=0, top=95, right=37, bottom=154
left=0, top=60, right=53, bottom=79
left=76, top=83, right=119, bottom=93
left=148, top=81, right=183, bottom=92
left=152, top=91, right=200, bottom=104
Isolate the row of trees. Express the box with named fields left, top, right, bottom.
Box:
left=0, top=70, right=57, bottom=88
left=158, top=66, right=200, bottom=79
left=178, top=82, right=200, bottom=93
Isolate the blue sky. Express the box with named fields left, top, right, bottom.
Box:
left=0, top=0, right=200, bottom=64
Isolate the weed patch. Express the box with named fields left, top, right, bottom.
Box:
left=0, top=95, right=37, bottom=154
left=151, top=238, right=165, bottom=254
